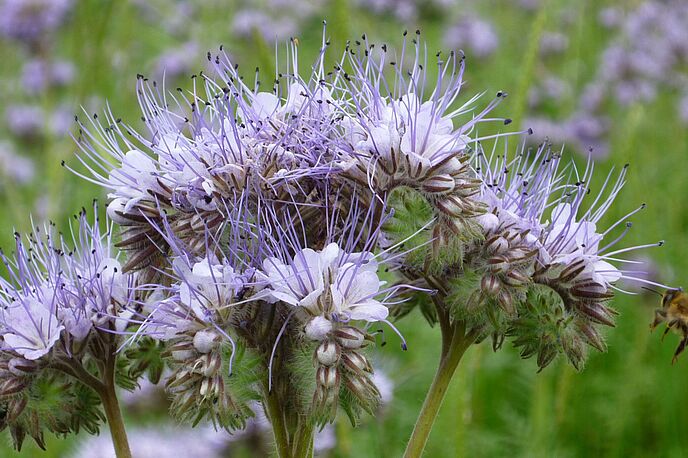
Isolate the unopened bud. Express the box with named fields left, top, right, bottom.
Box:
left=485, top=235, right=509, bottom=254
left=334, top=326, right=368, bottom=349
left=487, top=254, right=511, bottom=273
left=504, top=269, right=530, bottom=286
left=0, top=377, right=27, bottom=397
left=422, top=174, right=456, bottom=194
left=106, top=198, right=131, bottom=225
left=8, top=358, right=38, bottom=377
left=316, top=366, right=339, bottom=389
left=341, top=351, right=372, bottom=373
left=497, top=290, right=515, bottom=315
left=193, top=329, right=221, bottom=354
left=476, top=212, right=499, bottom=233
left=201, top=352, right=222, bottom=377
left=435, top=196, right=463, bottom=218
left=481, top=274, right=501, bottom=297
left=305, top=316, right=333, bottom=341
left=172, top=350, right=195, bottom=362
left=316, top=340, right=340, bottom=366
left=6, top=396, right=27, bottom=422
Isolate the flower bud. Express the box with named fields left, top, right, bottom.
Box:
left=0, top=377, right=27, bottom=397
left=193, top=329, right=221, bottom=354
left=485, top=235, right=509, bottom=254
left=476, top=213, right=499, bottom=233
left=341, top=351, right=372, bottom=373
left=504, top=269, right=530, bottom=287
left=497, top=290, right=515, bottom=315
left=334, top=326, right=368, bottom=349
left=305, top=316, right=333, bottom=341
left=435, top=196, right=463, bottom=218
left=489, top=254, right=514, bottom=274
left=6, top=396, right=27, bottom=422
left=481, top=274, right=501, bottom=297
left=422, top=174, right=456, bottom=194
left=316, top=340, right=340, bottom=366
left=106, top=198, right=132, bottom=225
left=8, top=358, right=38, bottom=377
left=172, top=349, right=195, bottom=362
left=316, top=366, right=339, bottom=389
left=201, top=352, right=222, bottom=377
left=577, top=302, right=615, bottom=326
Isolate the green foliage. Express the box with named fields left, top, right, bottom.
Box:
left=385, top=187, right=435, bottom=271
left=508, top=286, right=589, bottom=371
left=1, top=372, right=105, bottom=452
left=120, top=337, right=166, bottom=388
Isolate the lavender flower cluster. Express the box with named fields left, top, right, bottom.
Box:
left=527, top=0, right=688, bottom=156
left=0, top=29, right=665, bottom=456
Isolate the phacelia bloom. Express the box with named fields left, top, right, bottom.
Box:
left=458, top=142, right=666, bottom=368
left=338, top=34, right=519, bottom=245
left=0, top=208, right=138, bottom=361
left=260, top=243, right=388, bottom=328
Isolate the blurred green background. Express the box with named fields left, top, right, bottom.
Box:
left=0, top=0, right=687, bottom=456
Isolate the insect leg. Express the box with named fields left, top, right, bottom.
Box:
left=672, top=337, right=688, bottom=365
left=662, top=320, right=679, bottom=341
left=650, top=308, right=667, bottom=331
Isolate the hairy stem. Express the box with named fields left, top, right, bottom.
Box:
left=292, top=420, right=314, bottom=458
left=100, top=350, right=132, bottom=458
left=403, top=321, right=476, bottom=458
left=264, top=387, right=292, bottom=458
left=100, top=378, right=132, bottom=458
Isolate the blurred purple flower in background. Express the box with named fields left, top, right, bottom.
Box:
left=0, top=141, right=34, bottom=183
left=443, top=16, right=499, bottom=58
left=21, top=58, right=74, bottom=93
left=0, top=0, right=73, bottom=45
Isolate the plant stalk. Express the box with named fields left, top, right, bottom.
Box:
left=264, top=388, right=293, bottom=458
left=100, top=380, right=132, bottom=458
left=292, top=420, right=314, bottom=458
left=403, top=321, right=475, bottom=458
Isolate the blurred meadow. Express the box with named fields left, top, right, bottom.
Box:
left=0, top=0, right=687, bottom=456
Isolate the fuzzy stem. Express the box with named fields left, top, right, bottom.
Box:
left=100, top=379, right=132, bottom=458
left=265, top=389, right=293, bottom=458
left=403, top=321, right=475, bottom=458
left=100, top=350, right=132, bottom=458
left=292, top=420, right=314, bottom=458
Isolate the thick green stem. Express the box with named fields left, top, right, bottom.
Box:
left=292, top=420, right=314, bottom=458
left=100, top=350, right=132, bottom=458
left=265, top=389, right=292, bottom=458
left=403, top=322, right=475, bottom=458
left=100, top=380, right=132, bottom=458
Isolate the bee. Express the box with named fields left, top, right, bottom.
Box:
left=649, top=288, right=688, bottom=364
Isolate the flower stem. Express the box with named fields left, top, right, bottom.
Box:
left=100, top=380, right=132, bottom=458
left=264, top=388, right=292, bottom=458
left=100, top=350, right=132, bottom=458
left=403, top=321, right=475, bottom=458
left=292, top=420, right=314, bottom=458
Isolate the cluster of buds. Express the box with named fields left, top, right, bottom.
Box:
left=309, top=321, right=380, bottom=424
left=164, top=327, right=251, bottom=430
left=465, top=219, right=537, bottom=319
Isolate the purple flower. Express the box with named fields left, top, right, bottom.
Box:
left=0, top=0, right=72, bottom=44
left=443, top=16, right=499, bottom=59
left=0, top=207, right=138, bottom=360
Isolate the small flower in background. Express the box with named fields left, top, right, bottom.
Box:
left=21, top=58, right=75, bottom=93
left=152, top=41, right=199, bottom=81
left=5, top=104, right=44, bottom=137
left=0, top=141, right=34, bottom=183
left=443, top=16, right=499, bottom=59
left=0, top=0, right=73, bottom=46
